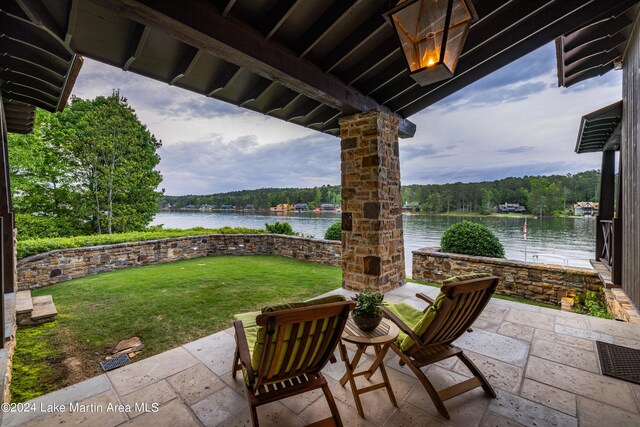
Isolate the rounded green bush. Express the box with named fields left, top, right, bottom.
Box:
left=440, top=220, right=505, bottom=258
left=324, top=221, right=342, bottom=241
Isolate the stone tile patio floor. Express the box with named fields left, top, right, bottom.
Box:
left=3, top=282, right=640, bottom=427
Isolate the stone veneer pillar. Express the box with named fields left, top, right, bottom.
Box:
left=339, top=110, right=405, bottom=292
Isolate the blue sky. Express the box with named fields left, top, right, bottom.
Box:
left=71, top=42, right=622, bottom=196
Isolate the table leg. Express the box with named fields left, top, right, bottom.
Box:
left=339, top=344, right=365, bottom=387
left=339, top=342, right=365, bottom=417
left=374, top=344, right=397, bottom=407
left=364, top=343, right=390, bottom=380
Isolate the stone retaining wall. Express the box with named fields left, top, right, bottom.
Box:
left=413, top=248, right=602, bottom=305
left=17, top=234, right=341, bottom=290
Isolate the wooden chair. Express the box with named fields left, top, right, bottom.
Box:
left=382, top=275, right=500, bottom=420
left=233, top=298, right=355, bottom=427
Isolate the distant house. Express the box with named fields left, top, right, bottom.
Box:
left=184, top=204, right=196, bottom=210
left=244, top=204, right=254, bottom=210
left=320, top=203, right=335, bottom=211
left=199, top=204, right=213, bottom=211
left=270, top=204, right=292, bottom=212
left=220, top=204, right=234, bottom=210
left=294, top=203, right=309, bottom=212
left=574, top=202, right=599, bottom=216
left=497, top=203, right=526, bottom=214
left=402, top=202, right=420, bottom=212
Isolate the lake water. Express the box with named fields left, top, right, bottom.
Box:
left=151, top=211, right=596, bottom=272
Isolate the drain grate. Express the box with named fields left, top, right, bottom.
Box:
left=100, top=354, right=131, bottom=372
left=596, top=341, right=640, bottom=385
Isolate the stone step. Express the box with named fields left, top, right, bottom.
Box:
left=31, top=295, right=57, bottom=324
left=16, top=290, right=34, bottom=326
left=16, top=290, right=33, bottom=314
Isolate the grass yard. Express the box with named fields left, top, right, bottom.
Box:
left=12, top=255, right=342, bottom=402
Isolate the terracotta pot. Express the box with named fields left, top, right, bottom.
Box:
left=352, top=314, right=383, bottom=331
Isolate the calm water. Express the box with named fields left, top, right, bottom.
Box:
left=151, top=211, right=596, bottom=272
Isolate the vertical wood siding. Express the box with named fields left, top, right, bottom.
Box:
left=622, top=15, right=640, bottom=308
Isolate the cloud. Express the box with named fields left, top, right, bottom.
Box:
left=158, top=133, right=339, bottom=195
left=69, top=41, right=622, bottom=195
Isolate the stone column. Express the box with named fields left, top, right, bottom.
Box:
left=339, top=110, right=405, bottom=292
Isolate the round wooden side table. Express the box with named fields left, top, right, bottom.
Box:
left=338, top=317, right=399, bottom=418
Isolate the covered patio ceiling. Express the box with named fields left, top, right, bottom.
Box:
left=2, top=0, right=638, bottom=138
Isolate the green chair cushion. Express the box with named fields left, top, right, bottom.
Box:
left=443, top=272, right=490, bottom=285
left=385, top=292, right=446, bottom=352
left=234, top=294, right=347, bottom=380
left=233, top=310, right=261, bottom=355
left=261, top=294, right=346, bottom=313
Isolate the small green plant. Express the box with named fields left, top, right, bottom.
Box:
left=352, top=289, right=384, bottom=317
left=440, top=220, right=505, bottom=258
left=264, top=221, right=297, bottom=236
left=573, top=290, right=613, bottom=319
left=324, top=221, right=342, bottom=241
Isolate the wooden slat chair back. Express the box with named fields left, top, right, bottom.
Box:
left=233, top=300, right=354, bottom=426
left=382, top=276, right=499, bottom=420
left=408, top=277, right=498, bottom=359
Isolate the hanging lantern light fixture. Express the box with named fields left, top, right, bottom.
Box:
left=385, top=0, right=478, bottom=86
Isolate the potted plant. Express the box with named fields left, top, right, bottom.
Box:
left=351, top=289, right=384, bottom=331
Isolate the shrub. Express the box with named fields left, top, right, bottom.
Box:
left=324, top=221, right=342, bottom=241
left=264, top=222, right=297, bottom=236
left=573, top=290, right=613, bottom=319
left=17, top=226, right=265, bottom=259
left=15, top=214, right=78, bottom=240
left=440, top=220, right=505, bottom=258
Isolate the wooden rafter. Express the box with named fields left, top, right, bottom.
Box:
left=123, top=23, right=149, bottom=70
left=207, top=63, right=241, bottom=96
left=257, top=0, right=302, bottom=40
left=169, top=45, right=201, bottom=85
left=90, top=0, right=416, bottom=137
left=295, top=0, right=360, bottom=58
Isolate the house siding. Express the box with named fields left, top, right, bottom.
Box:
left=621, top=15, right=640, bottom=308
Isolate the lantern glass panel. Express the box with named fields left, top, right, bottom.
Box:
left=391, top=0, right=474, bottom=73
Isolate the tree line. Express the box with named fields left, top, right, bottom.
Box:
left=9, top=91, right=162, bottom=239
left=162, top=170, right=601, bottom=216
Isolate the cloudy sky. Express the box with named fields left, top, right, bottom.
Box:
left=71, top=42, right=622, bottom=196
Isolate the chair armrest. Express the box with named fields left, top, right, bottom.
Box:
left=381, top=306, right=424, bottom=348
left=415, top=293, right=435, bottom=312
left=233, top=320, right=255, bottom=384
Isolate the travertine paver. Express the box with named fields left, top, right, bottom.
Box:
left=454, top=328, right=530, bottom=367
left=488, top=390, right=577, bottom=427
left=107, top=346, right=200, bottom=395
left=525, top=356, right=638, bottom=412
left=119, top=380, right=176, bottom=418
left=191, top=386, right=247, bottom=426
left=576, top=396, right=640, bottom=427
left=529, top=338, right=599, bottom=373
left=6, top=281, right=640, bottom=427
left=167, top=363, right=226, bottom=405
left=519, top=379, right=577, bottom=416
left=452, top=351, right=523, bottom=394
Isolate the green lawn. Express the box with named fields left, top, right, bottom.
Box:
left=12, top=255, right=342, bottom=402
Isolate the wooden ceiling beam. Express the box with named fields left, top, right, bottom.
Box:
left=320, top=3, right=389, bottom=73
left=3, top=82, right=58, bottom=104
left=169, top=45, right=201, bottom=85
left=93, top=0, right=415, bottom=137
left=238, top=77, right=271, bottom=107
left=288, top=98, right=321, bottom=120
left=258, top=0, right=302, bottom=40
left=206, top=63, right=241, bottom=96
left=393, top=0, right=633, bottom=116
left=265, top=89, right=299, bottom=115
left=0, top=55, right=65, bottom=86
left=0, top=70, right=61, bottom=97
left=564, top=32, right=626, bottom=66
left=0, top=38, right=69, bottom=76
left=564, top=63, right=613, bottom=87
left=564, top=49, right=620, bottom=78
left=358, top=60, right=407, bottom=95
left=1, top=90, right=56, bottom=110
left=1, top=14, right=73, bottom=61
left=122, top=23, right=149, bottom=70
left=15, top=0, right=66, bottom=42
left=563, top=12, right=633, bottom=51
left=296, top=0, right=360, bottom=58
left=340, top=38, right=400, bottom=85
